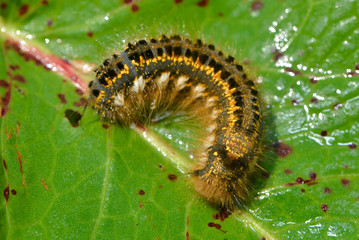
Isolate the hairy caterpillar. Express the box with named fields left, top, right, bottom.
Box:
left=88, top=35, right=263, bottom=210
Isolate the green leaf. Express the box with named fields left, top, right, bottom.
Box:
left=1, top=0, right=358, bottom=239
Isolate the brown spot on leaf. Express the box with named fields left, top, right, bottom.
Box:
left=309, top=77, right=318, bottom=84
left=139, top=201, right=144, bottom=208
left=212, top=209, right=231, bottom=221
left=197, top=0, right=209, bottom=7
left=272, top=48, right=283, bottom=62
left=11, top=189, right=17, bottom=195
left=309, top=172, right=317, bottom=180
left=65, top=109, right=82, bottom=127
left=301, top=188, right=305, bottom=193
left=284, top=169, right=292, bottom=175
left=41, top=179, right=49, bottom=191
left=3, top=186, right=9, bottom=203
left=73, top=97, right=87, bottom=107
left=272, top=141, right=293, bottom=158
left=285, top=67, right=302, bottom=76
left=324, top=187, right=332, bottom=194
left=17, top=150, right=23, bottom=173
left=19, top=4, right=29, bottom=16
left=131, top=4, right=139, bottom=12
left=9, top=65, right=20, bottom=71
left=138, top=190, right=145, bottom=195
left=0, top=80, right=9, bottom=88
left=321, top=204, right=328, bottom=212
left=174, top=0, right=183, bottom=4
left=12, top=74, right=26, bottom=83
left=41, top=0, right=49, bottom=5
left=311, top=97, right=319, bottom=104
left=251, top=1, right=263, bottom=11
left=208, top=222, right=226, bottom=233
left=1, top=2, right=7, bottom=9
left=57, top=94, right=67, bottom=104
left=285, top=176, right=317, bottom=187
left=168, top=174, right=177, bottom=182
left=341, top=179, right=350, bottom=186
left=333, top=102, right=343, bottom=110
left=291, top=99, right=299, bottom=105
left=320, top=130, right=327, bottom=136
left=3, top=159, right=7, bottom=171
left=348, top=143, right=357, bottom=149
left=124, top=0, right=133, bottom=3
left=87, top=31, right=93, bottom=38
left=1, top=89, right=11, bottom=116
left=102, top=124, right=109, bottom=129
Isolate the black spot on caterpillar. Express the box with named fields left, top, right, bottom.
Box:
left=89, top=35, right=263, bottom=210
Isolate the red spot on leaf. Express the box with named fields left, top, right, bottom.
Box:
left=41, top=179, right=49, bottom=191
left=168, top=174, right=177, bottom=182
left=212, top=209, right=231, bottom=222
left=174, top=0, right=183, bottom=4
left=16, top=150, right=23, bottom=174
left=41, top=0, right=49, bottom=5
left=320, top=130, right=327, bottom=136
left=309, top=77, right=318, bottom=84
left=272, top=141, right=293, bottom=158
left=324, top=187, right=332, bottom=194
left=341, top=179, right=350, bottom=186
left=123, top=0, right=132, bottom=4
left=3, top=159, right=7, bottom=171
left=1, top=89, right=11, bottom=116
left=309, top=172, right=317, bottom=180
left=251, top=1, right=264, bottom=11
left=87, top=31, right=93, bottom=38
left=208, top=222, right=226, bottom=233
left=131, top=4, right=139, bottom=12
left=333, top=102, right=343, bottom=110
left=57, top=94, right=67, bottom=104
left=0, top=80, right=9, bottom=88
left=19, top=4, right=29, bottom=16
left=73, top=97, right=87, bottom=107
left=9, top=65, right=20, bottom=71
left=272, top=49, right=283, bottom=62
left=285, top=67, right=302, bottom=76
left=321, top=204, right=328, bottom=212
left=138, top=190, right=145, bottom=195
left=348, top=143, right=357, bottom=149
left=197, top=0, right=209, bottom=7
left=3, top=186, right=9, bottom=203
left=11, top=189, right=17, bottom=195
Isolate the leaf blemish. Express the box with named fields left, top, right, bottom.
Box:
left=57, top=94, right=67, bottom=104
left=251, top=1, right=264, bottom=11
left=272, top=141, right=293, bottom=158
left=324, top=187, right=332, bottom=194
left=168, top=174, right=177, bottom=182
left=208, top=222, right=226, bottom=233
left=341, top=179, right=350, bottom=187
left=11, top=189, right=17, bottom=195
left=321, top=204, right=328, bottom=213
left=212, top=209, right=231, bottom=222
left=3, top=186, right=9, bottom=203
left=138, top=190, right=145, bottom=195
left=18, top=4, right=29, bottom=16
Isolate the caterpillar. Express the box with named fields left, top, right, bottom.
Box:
left=88, top=35, right=263, bottom=210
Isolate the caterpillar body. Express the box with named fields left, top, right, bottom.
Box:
left=89, top=35, right=263, bottom=210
